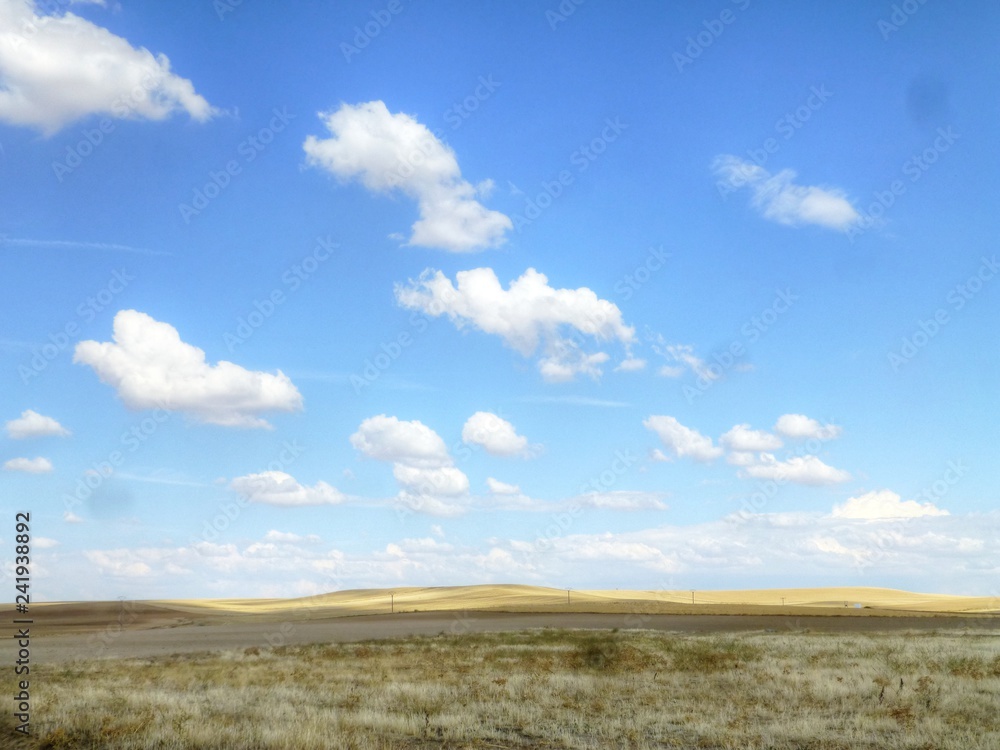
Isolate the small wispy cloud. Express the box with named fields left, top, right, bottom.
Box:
left=713, top=155, right=860, bottom=231
left=513, top=395, right=631, bottom=408
left=0, top=237, right=170, bottom=256
left=114, top=472, right=211, bottom=488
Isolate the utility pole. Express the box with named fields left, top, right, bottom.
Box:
left=691, top=590, right=695, bottom=605
left=781, top=597, right=785, bottom=607
left=390, top=592, right=394, bottom=614
left=567, top=589, right=570, bottom=605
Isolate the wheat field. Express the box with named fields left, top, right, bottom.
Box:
left=11, top=626, right=1000, bottom=749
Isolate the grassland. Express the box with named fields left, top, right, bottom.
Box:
left=12, top=626, right=1000, bottom=749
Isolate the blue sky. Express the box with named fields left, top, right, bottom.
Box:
left=1, top=0, right=998, bottom=600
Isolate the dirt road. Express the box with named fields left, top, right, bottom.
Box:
left=8, top=609, right=999, bottom=664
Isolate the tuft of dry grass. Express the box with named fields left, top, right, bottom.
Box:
left=3, top=628, right=999, bottom=749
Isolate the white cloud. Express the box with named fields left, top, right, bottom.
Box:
left=5, top=409, right=70, bottom=439
left=84, top=549, right=152, bottom=577
left=575, top=491, right=669, bottom=511
left=740, top=453, right=851, bottom=486
left=657, top=365, right=685, bottom=378
left=720, top=423, right=783, bottom=452
left=350, top=414, right=451, bottom=468
left=644, top=415, right=723, bottom=462
left=0, top=0, right=216, bottom=134
left=653, top=342, right=717, bottom=381
left=263, top=530, right=321, bottom=544
left=561, top=538, right=678, bottom=570
left=351, top=414, right=470, bottom=511
left=486, top=477, right=521, bottom=495
left=726, top=451, right=757, bottom=467
left=713, top=155, right=859, bottom=231
left=303, top=100, right=511, bottom=252
left=831, top=489, right=949, bottom=520
left=74, top=310, right=302, bottom=428
left=34, top=536, right=59, bottom=549
left=774, top=414, right=842, bottom=441
left=3, top=456, right=52, bottom=473
left=615, top=357, right=646, bottom=372
left=462, top=411, right=532, bottom=457
left=393, top=464, right=469, bottom=496
left=230, top=472, right=344, bottom=507
left=396, top=267, right=636, bottom=382
left=39, top=507, right=1000, bottom=599
left=63, top=511, right=83, bottom=523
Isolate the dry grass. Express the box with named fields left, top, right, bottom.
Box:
left=6, top=628, right=1000, bottom=749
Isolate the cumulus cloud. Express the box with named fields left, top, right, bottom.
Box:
left=720, top=423, right=783, bottom=452
left=74, top=310, right=302, bottom=428
left=393, top=464, right=469, bottom=496
left=3, top=456, right=52, bottom=473
left=615, top=357, right=647, bottom=372
left=740, top=453, right=851, bottom=486
left=84, top=549, right=151, bottom=577
left=350, top=414, right=452, bottom=468
left=644, top=415, right=723, bottom=463
left=395, top=267, right=636, bottom=382
left=303, top=100, right=510, bottom=252
left=726, top=451, right=758, bottom=467
left=831, top=489, right=949, bottom=520
left=230, top=472, right=344, bottom=507
left=774, top=414, right=842, bottom=441
left=713, top=155, right=859, bottom=231
left=486, top=477, right=521, bottom=495
left=351, top=414, right=470, bottom=512
left=462, top=411, right=533, bottom=457
left=0, top=0, right=216, bottom=134
left=5, top=409, right=70, bottom=438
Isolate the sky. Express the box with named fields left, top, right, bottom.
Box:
left=1, top=0, right=998, bottom=601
